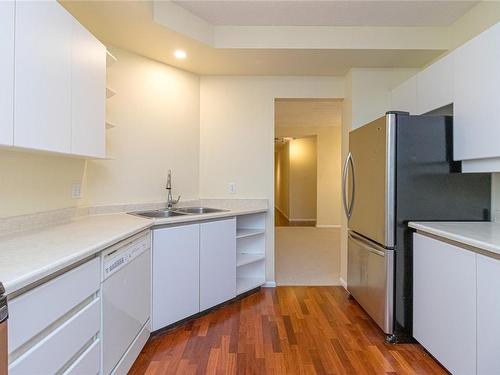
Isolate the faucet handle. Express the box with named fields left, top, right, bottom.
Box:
left=174, top=195, right=181, bottom=204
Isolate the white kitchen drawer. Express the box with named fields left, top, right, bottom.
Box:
left=8, top=257, right=100, bottom=353
left=9, top=298, right=100, bottom=375
left=63, top=339, right=100, bottom=375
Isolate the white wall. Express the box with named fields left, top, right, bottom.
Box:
left=199, top=76, right=344, bottom=282
left=86, top=47, right=200, bottom=207
left=0, top=150, right=87, bottom=218
left=288, top=136, right=317, bottom=221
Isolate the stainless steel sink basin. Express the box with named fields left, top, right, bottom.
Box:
left=174, top=207, right=229, bottom=214
left=130, top=210, right=188, bottom=219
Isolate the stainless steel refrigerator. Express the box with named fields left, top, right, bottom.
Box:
left=342, top=112, right=491, bottom=343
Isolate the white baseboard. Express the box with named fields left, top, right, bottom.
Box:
left=339, top=277, right=347, bottom=290
left=263, top=281, right=276, bottom=288
left=315, top=224, right=341, bottom=228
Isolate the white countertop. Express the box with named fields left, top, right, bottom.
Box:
left=409, top=221, right=500, bottom=256
left=0, top=206, right=267, bottom=296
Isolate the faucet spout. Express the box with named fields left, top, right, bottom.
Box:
left=166, top=170, right=181, bottom=209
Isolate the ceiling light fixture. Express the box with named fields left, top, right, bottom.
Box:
left=174, top=50, right=187, bottom=59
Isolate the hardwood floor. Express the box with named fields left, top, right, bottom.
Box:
left=130, top=287, right=445, bottom=375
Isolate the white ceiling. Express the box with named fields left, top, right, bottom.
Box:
left=174, top=0, right=477, bottom=27
left=275, top=99, right=342, bottom=128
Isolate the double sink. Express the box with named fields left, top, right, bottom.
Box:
left=130, top=207, right=229, bottom=219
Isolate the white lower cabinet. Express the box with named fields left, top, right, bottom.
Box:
left=413, top=233, right=476, bottom=375
left=477, top=254, right=500, bottom=374
left=152, top=218, right=238, bottom=331
left=8, top=258, right=101, bottom=374
left=200, top=219, right=236, bottom=311
left=152, top=223, right=200, bottom=330
left=414, top=233, right=500, bottom=375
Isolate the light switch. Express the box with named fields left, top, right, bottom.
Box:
left=71, top=183, right=82, bottom=199
left=229, top=182, right=236, bottom=194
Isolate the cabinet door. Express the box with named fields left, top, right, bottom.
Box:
left=0, top=1, right=14, bottom=146
left=200, top=218, right=236, bottom=311
left=413, top=233, right=476, bottom=375
left=477, top=254, right=500, bottom=374
left=390, top=75, right=417, bottom=114
left=454, top=23, right=500, bottom=161
left=14, top=0, right=72, bottom=153
left=152, top=224, right=200, bottom=330
left=416, top=53, right=454, bottom=115
left=71, top=19, right=106, bottom=158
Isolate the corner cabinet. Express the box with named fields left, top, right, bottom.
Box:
left=0, top=1, right=14, bottom=146
left=12, top=0, right=106, bottom=158
left=413, top=232, right=500, bottom=374
left=152, top=218, right=237, bottom=331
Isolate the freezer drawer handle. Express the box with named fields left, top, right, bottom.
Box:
left=342, top=152, right=355, bottom=219
left=349, top=232, right=386, bottom=257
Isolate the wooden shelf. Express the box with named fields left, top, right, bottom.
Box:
left=106, top=87, right=116, bottom=99
left=105, top=121, right=116, bottom=130
left=237, top=253, right=265, bottom=267
left=106, top=50, right=117, bottom=67
left=236, top=229, right=265, bottom=239
left=236, top=277, right=265, bottom=295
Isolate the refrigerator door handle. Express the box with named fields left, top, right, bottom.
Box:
left=342, top=153, right=351, bottom=218
left=347, top=153, right=355, bottom=218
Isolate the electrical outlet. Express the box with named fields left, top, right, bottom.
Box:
left=229, top=182, right=236, bottom=194
left=71, top=183, right=82, bottom=199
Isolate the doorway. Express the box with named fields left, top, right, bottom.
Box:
left=274, top=98, right=343, bottom=285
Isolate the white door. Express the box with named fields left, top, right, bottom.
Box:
left=200, top=218, right=236, bottom=311
left=453, top=23, right=500, bottom=161
left=14, top=0, right=72, bottom=153
left=71, top=19, right=106, bottom=158
left=0, top=1, right=14, bottom=146
left=477, top=254, right=500, bottom=374
left=152, top=224, right=200, bottom=330
left=413, top=233, right=476, bottom=375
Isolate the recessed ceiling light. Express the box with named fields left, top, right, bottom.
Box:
left=174, top=50, right=187, bottom=59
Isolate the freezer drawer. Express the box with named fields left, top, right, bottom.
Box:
left=347, top=231, right=394, bottom=334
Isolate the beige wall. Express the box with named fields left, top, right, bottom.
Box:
left=274, top=144, right=290, bottom=218
left=276, top=127, right=341, bottom=226
left=199, top=76, right=344, bottom=282
left=288, top=137, right=317, bottom=221
left=0, top=150, right=87, bottom=218
left=86, top=47, right=200, bottom=207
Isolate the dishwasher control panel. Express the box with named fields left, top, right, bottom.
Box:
left=102, top=231, right=150, bottom=280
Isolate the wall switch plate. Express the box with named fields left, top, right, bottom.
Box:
left=229, top=182, right=236, bottom=194
left=71, top=183, right=82, bottom=199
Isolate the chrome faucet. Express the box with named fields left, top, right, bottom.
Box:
left=166, top=169, right=181, bottom=209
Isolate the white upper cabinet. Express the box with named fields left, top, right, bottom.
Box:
left=11, top=0, right=106, bottom=157
left=453, top=22, right=500, bottom=162
left=390, top=75, right=417, bottom=114
left=14, top=0, right=73, bottom=153
left=416, top=53, right=454, bottom=115
left=71, top=19, right=106, bottom=158
left=0, top=1, right=14, bottom=146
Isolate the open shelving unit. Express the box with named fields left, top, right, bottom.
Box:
left=236, top=212, right=266, bottom=295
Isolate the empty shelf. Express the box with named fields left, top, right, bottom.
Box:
left=236, top=229, right=265, bottom=239
left=106, top=87, right=116, bottom=99
left=236, top=277, right=265, bottom=295
left=106, top=50, right=118, bottom=67
left=237, top=253, right=265, bottom=267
